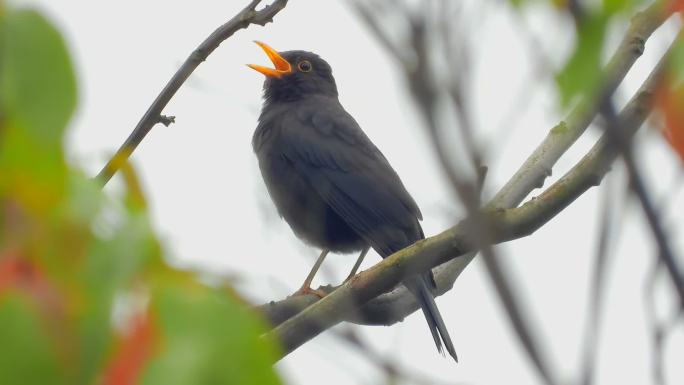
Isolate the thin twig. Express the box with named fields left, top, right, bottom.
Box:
left=644, top=258, right=666, bottom=385
left=332, top=327, right=459, bottom=385
left=599, top=100, right=684, bottom=308
left=94, top=0, right=289, bottom=186
left=579, top=174, right=621, bottom=385
left=402, top=4, right=557, bottom=382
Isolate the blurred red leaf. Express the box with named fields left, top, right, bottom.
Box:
left=656, top=80, right=684, bottom=164
left=669, top=0, right=684, bottom=13
left=0, top=255, right=32, bottom=292
left=0, top=254, right=63, bottom=312
left=102, top=311, right=157, bottom=385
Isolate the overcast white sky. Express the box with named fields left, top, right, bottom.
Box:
left=16, top=0, right=684, bottom=384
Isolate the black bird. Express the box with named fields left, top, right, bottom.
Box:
left=249, top=41, right=457, bottom=361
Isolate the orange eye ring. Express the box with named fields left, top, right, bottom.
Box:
left=298, top=60, right=312, bottom=72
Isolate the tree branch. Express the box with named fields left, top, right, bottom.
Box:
left=94, top=0, right=289, bottom=186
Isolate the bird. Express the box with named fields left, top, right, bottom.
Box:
left=248, top=41, right=457, bottom=361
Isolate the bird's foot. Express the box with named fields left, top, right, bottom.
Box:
left=294, top=286, right=328, bottom=298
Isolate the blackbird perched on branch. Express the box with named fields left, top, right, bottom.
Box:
left=249, top=41, right=457, bottom=361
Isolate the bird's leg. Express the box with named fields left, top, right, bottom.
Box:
left=294, top=249, right=329, bottom=298
left=343, top=246, right=370, bottom=283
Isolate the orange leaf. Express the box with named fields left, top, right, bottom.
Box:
left=670, top=0, right=684, bottom=13
left=0, top=255, right=29, bottom=292
left=102, top=311, right=157, bottom=385
left=656, top=81, right=684, bottom=165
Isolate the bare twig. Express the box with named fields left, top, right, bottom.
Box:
left=579, top=174, right=621, bottom=385
left=399, top=3, right=557, bottom=382
left=94, top=0, right=289, bottom=186
left=332, top=327, right=458, bottom=385
left=599, top=100, right=684, bottom=308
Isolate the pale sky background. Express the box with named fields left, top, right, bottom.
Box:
left=15, top=0, right=684, bottom=384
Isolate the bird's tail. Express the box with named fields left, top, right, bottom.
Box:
left=405, top=275, right=458, bottom=362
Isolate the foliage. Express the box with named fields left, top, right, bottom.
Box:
left=509, top=0, right=684, bottom=164
left=0, top=5, right=281, bottom=385
left=510, top=0, right=652, bottom=106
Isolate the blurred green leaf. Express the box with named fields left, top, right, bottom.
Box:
left=0, top=293, right=66, bottom=385
left=121, top=159, right=149, bottom=210
left=556, top=12, right=608, bottom=107
left=509, top=1, right=646, bottom=15
left=142, top=282, right=282, bottom=385
left=77, top=209, right=162, bottom=383
left=57, top=172, right=104, bottom=225
left=0, top=5, right=284, bottom=385
left=0, top=9, right=76, bottom=143
left=605, top=0, right=628, bottom=14
left=603, top=0, right=648, bottom=15
left=509, top=0, right=527, bottom=8
left=0, top=9, right=76, bottom=212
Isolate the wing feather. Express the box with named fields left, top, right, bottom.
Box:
left=280, top=99, right=423, bottom=255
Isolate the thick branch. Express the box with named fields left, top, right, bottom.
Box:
left=95, top=0, right=288, bottom=186
left=263, top=37, right=667, bottom=360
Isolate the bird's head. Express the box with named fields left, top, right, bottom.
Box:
left=248, top=41, right=338, bottom=103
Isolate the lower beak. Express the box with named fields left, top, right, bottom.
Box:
left=248, top=41, right=292, bottom=78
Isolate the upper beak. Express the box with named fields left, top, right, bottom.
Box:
left=248, top=41, right=292, bottom=78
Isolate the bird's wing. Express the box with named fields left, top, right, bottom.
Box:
left=279, top=99, right=422, bottom=255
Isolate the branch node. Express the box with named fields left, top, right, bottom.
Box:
left=253, top=16, right=274, bottom=26
left=158, top=115, right=176, bottom=127
left=253, top=0, right=288, bottom=26
left=550, top=121, right=569, bottom=135
left=533, top=174, right=547, bottom=189
left=241, top=10, right=257, bottom=23
left=587, top=172, right=604, bottom=187
left=629, top=36, right=646, bottom=56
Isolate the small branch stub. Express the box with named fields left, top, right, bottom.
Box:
left=158, top=115, right=175, bottom=127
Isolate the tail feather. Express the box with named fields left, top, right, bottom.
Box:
left=405, top=275, right=458, bottom=362
left=374, top=232, right=456, bottom=361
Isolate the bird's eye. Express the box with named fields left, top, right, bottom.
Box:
left=298, top=60, right=312, bottom=72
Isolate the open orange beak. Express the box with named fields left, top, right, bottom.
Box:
left=248, top=41, right=292, bottom=78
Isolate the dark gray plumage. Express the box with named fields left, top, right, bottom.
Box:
left=250, top=47, right=457, bottom=361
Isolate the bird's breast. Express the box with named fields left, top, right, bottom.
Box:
left=255, top=136, right=365, bottom=254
